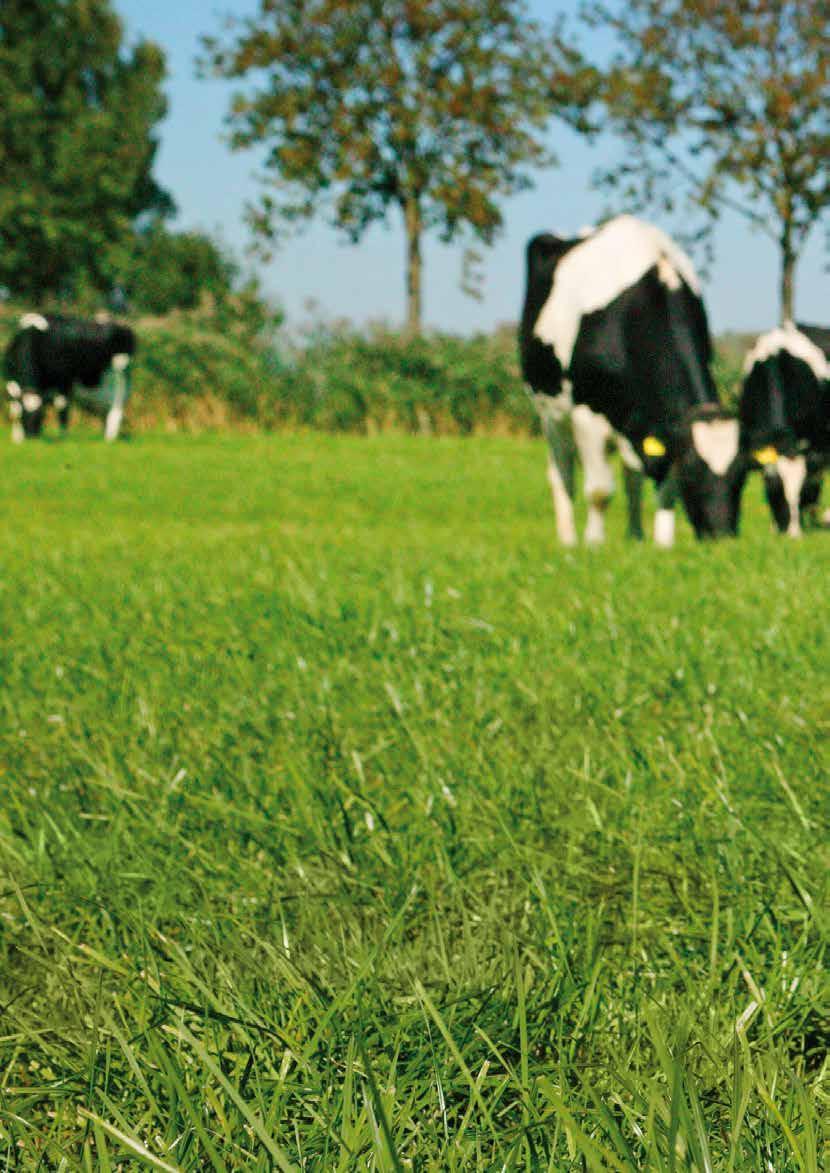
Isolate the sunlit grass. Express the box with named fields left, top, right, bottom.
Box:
left=0, top=434, right=827, bottom=1169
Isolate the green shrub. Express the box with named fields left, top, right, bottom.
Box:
left=269, top=325, right=538, bottom=435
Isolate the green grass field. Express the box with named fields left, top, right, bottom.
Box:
left=1, top=434, right=827, bottom=1170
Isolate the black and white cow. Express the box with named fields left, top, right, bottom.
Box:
left=5, top=313, right=135, bottom=442
left=739, top=324, right=829, bottom=536
left=520, top=215, right=747, bottom=546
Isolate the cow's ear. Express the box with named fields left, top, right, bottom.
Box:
left=752, top=445, right=778, bottom=469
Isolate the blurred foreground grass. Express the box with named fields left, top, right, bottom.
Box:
left=0, top=434, right=827, bottom=1169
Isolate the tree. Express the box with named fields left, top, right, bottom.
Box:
left=201, top=0, right=595, bottom=335
left=106, top=225, right=280, bottom=337
left=0, top=0, right=172, bottom=301
left=589, top=0, right=829, bottom=323
left=111, top=226, right=238, bottom=315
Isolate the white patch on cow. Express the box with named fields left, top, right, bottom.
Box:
left=743, top=324, right=829, bottom=381
left=54, top=394, right=68, bottom=411
left=11, top=420, right=24, bottom=443
left=9, top=400, right=22, bottom=419
left=691, top=417, right=739, bottom=475
left=533, top=215, right=701, bottom=369
left=656, top=255, right=682, bottom=290
left=20, top=313, right=48, bottom=331
left=22, top=391, right=42, bottom=412
left=654, top=509, right=676, bottom=548
left=777, top=454, right=807, bottom=538
left=7, top=380, right=21, bottom=399
left=111, top=353, right=131, bottom=372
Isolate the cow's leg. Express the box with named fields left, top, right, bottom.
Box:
left=617, top=435, right=644, bottom=540
left=105, top=403, right=123, bottom=442
left=534, top=391, right=577, bottom=546
left=55, top=393, right=70, bottom=434
left=105, top=359, right=129, bottom=441
left=545, top=421, right=577, bottom=547
left=776, top=455, right=807, bottom=538
left=654, top=473, right=678, bottom=548
left=19, top=390, right=45, bottom=439
left=799, top=459, right=824, bottom=528
left=572, top=405, right=613, bottom=545
left=7, top=381, right=24, bottom=442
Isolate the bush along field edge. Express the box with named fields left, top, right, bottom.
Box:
left=0, top=304, right=751, bottom=437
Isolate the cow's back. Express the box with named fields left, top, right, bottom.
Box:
left=521, top=216, right=716, bottom=449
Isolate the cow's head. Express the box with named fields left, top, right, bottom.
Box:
left=646, top=406, right=749, bottom=538
left=749, top=443, right=817, bottom=537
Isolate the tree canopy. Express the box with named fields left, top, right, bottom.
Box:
left=202, top=0, right=596, bottom=334
left=590, top=0, right=830, bottom=322
left=111, top=226, right=238, bottom=316
left=0, top=0, right=172, bottom=301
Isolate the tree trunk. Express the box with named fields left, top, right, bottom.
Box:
left=779, top=226, right=796, bottom=325
left=403, top=194, right=422, bottom=337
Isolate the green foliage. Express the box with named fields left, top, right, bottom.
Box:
left=271, top=325, right=537, bottom=434
left=133, top=316, right=281, bottom=428
left=0, top=434, right=826, bottom=1167
left=0, top=0, right=171, bottom=300
left=109, top=226, right=239, bottom=317
left=590, top=0, right=830, bottom=320
left=201, top=0, right=597, bottom=331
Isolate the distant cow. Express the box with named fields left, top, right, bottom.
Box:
left=520, top=215, right=745, bottom=546
left=739, top=324, right=829, bottom=536
left=5, top=313, right=135, bottom=442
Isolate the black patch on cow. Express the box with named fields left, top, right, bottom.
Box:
left=568, top=269, right=715, bottom=466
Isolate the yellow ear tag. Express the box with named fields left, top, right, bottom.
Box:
left=643, top=435, right=666, bottom=457
left=753, top=446, right=778, bottom=465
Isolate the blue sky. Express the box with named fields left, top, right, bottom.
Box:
left=115, top=0, right=826, bottom=335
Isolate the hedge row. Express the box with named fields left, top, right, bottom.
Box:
left=113, top=320, right=750, bottom=435
left=0, top=305, right=749, bottom=435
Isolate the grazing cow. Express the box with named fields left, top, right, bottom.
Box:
left=739, top=324, right=829, bottom=536
left=5, top=313, right=135, bottom=442
left=519, top=215, right=746, bottom=546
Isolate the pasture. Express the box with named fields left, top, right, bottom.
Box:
left=0, top=433, right=827, bottom=1169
